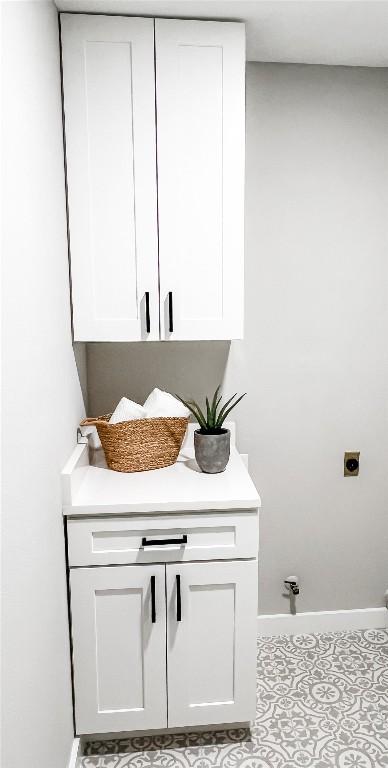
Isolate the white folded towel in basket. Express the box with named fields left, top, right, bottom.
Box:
left=143, top=388, right=190, bottom=419
left=109, top=397, right=147, bottom=424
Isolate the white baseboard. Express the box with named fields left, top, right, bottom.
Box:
left=257, top=607, right=388, bottom=637
left=67, top=738, right=82, bottom=768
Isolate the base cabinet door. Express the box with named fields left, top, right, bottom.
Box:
left=166, top=560, right=257, bottom=728
left=70, top=564, right=167, bottom=734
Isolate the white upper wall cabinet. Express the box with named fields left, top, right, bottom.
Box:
left=61, top=15, right=159, bottom=341
left=155, top=19, right=245, bottom=340
left=61, top=14, right=245, bottom=341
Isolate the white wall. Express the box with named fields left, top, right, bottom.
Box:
left=1, top=3, right=86, bottom=766
left=87, top=63, right=388, bottom=615
left=226, top=63, right=388, bottom=614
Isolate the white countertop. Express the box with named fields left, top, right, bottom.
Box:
left=62, top=423, right=260, bottom=517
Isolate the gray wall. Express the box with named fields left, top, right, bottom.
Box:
left=87, top=63, right=388, bottom=615
left=1, top=3, right=86, bottom=766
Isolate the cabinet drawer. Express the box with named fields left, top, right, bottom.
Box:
left=67, top=512, right=258, bottom=567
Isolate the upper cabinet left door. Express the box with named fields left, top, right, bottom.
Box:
left=60, top=14, right=159, bottom=341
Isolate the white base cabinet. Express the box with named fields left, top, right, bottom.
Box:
left=68, top=511, right=258, bottom=736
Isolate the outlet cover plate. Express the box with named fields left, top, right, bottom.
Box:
left=344, top=451, right=360, bottom=476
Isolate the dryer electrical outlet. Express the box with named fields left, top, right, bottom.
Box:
left=344, top=452, right=360, bottom=476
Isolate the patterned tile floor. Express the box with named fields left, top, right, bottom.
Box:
left=79, top=629, right=388, bottom=768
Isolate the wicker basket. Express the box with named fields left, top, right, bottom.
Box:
left=80, top=414, right=189, bottom=473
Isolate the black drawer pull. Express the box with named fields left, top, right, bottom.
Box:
left=145, top=291, right=151, bottom=334
left=176, top=574, right=182, bottom=622
left=168, top=291, right=173, bottom=333
left=150, top=575, right=156, bottom=623
left=142, top=535, right=187, bottom=547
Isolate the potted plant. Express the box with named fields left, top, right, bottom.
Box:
left=176, top=386, right=246, bottom=473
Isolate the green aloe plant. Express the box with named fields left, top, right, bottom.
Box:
left=176, top=385, right=246, bottom=434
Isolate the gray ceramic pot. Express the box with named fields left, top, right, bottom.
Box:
left=194, top=429, right=231, bottom=473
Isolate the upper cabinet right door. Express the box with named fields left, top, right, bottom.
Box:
left=155, top=20, right=245, bottom=341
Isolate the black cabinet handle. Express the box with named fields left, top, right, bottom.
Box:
left=168, top=291, right=173, bottom=333
left=145, top=291, right=150, bottom=334
left=176, top=574, right=182, bottom=622
left=150, top=575, right=156, bottom=623
left=142, top=535, right=187, bottom=547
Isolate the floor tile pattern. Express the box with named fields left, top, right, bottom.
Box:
left=79, top=629, right=388, bottom=768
